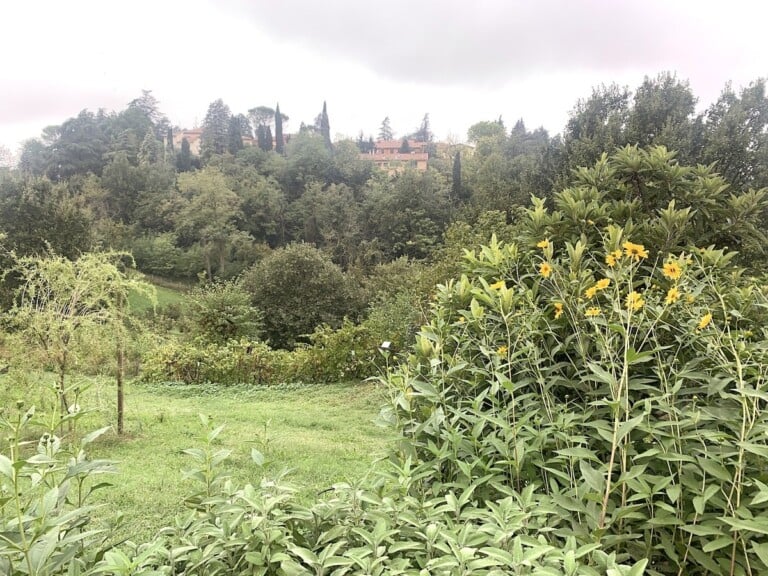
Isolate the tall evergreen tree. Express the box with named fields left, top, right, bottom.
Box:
left=227, top=115, right=244, bottom=154
left=379, top=116, right=394, bottom=141
left=320, top=101, right=332, bottom=150
left=265, top=126, right=274, bottom=151
left=275, top=103, right=284, bottom=154
left=257, top=125, right=269, bottom=151
left=177, top=138, right=192, bottom=172
left=452, top=151, right=464, bottom=201
left=414, top=113, right=433, bottom=142
left=200, top=99, right=231, bottom=159
left=138, top=131, right=161, bottom=165
left=399, top=137, right=411, bottom=153
left=166, top=127, right=174, bottom=154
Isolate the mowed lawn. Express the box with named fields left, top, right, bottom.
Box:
left=1, top=375, right=394, bottom=542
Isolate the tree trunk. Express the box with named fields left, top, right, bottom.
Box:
left=116, top=344, right=125, bottom=434
left=58, top=354, right=71, bottom=433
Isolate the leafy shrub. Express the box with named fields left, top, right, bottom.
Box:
left=520, top=145, right=768, bottom=262
left=291, top=320, right=379, bottom=383
left=382, top=231, right=768, bottom=574
left=0, top=403, right=116, bottom=575
left=142, top=338, right=281, bottom=386
left=131, top=233, right=202, bottom=279
left=185, top=280, right=263, bottom=344
left=241, top=243, right=364, bottom=349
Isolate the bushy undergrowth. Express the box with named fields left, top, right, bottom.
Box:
left=141, top=338, right=284, bottom=386
left=141, top=321, right=385, bottom=386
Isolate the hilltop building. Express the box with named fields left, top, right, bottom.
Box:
left=361, top=139, right=429, bottom=174
left=171, top=128, right=256, bottom=155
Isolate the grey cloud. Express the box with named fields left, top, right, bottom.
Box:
left=223, top=0, right=701, bottom=86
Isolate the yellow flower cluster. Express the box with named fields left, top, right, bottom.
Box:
left=585, top=307, right=601, bottom=317
left=605, top=249, right=622, bottom=267
left=539, top=262, right=553, bottom=278
left=554, top=302, right=564, bottom=319
left=490, top=280, right=506, bottom=291
left=698, top=312, right=712, bottom=330
left=585, top=278, right=611, bottom=299
left=497, top=345, right=509, bottom=355
left=537, top=239, right=550, bottom=249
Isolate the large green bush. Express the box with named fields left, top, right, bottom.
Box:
left=242, top=243, right=363, bottom=349
left=383, top=230, right=768, bottom=574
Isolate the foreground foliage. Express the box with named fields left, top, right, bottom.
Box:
left=383, top=232, right=768, bottom=575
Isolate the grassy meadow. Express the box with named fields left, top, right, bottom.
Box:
left=0, top=374, right=393, bottom=542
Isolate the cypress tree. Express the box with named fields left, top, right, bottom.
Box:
left=275, top=103, right=284, bottom=154
left=178, top=138, right=192, bottom=172
left=166, top=127, right=174, bottom=154
left=257, top=125, right=268, bottom=151
left=452, top=151, right=464, bottom=200
left=320, top=101, right=332, bottom=150
left=200, top=99, right=231, bottom=159
left=265, top=126, right=273, bottom=151
left=228, top=116, right=244, bottom=154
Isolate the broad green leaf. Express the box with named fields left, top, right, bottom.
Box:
left=580, top=460, right=605, bottom=493
left=617, top=414, right=645, bottom=443
left=723, top=517, right=768, bottom=535
left=753, top=542, right=768, bottom=567
left=702, top=537, right=734, bottom=552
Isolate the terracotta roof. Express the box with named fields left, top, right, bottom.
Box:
left=375, top=139, right=423, bottom=149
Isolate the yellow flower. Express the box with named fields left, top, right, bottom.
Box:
left=623, top=241, right=649, bottom=261
left=606, top=249, right=623, bottom=267
left=686, top=294, right=695, bottom=304
left=662, top=260, right=682, bottom=280
left=596, top=278, right=611, bottom=291
left=539, top=262, right=553, bottom=278
left=585, top=285, right=598, bottom=299
left=665, top=286, right=680, bottom=305
left=490, top=280, right=506, bottom=290
left=585, top=307, right=601, bottom=317
left=537, top=239, right=550, bottom=249
left=698, top=312, right=712, bottom=330
left=626, top=291, right=645, bottom=311
left=554, top=302, right=563, bottom=319
left=497, top=345, right=508, bottom=356
left=458, top=316, right=465, bottom=323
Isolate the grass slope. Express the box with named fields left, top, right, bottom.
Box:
left=0, top=374, right=393, bottom=542
left=96, top=381, right=393, bottom=540
left=128, top=283, right=186, bottom=312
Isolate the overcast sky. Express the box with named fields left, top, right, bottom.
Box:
left=1, top=0, right=766, bottom=155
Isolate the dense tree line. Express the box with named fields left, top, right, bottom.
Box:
left=2, top=73, right=767, bottom=344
